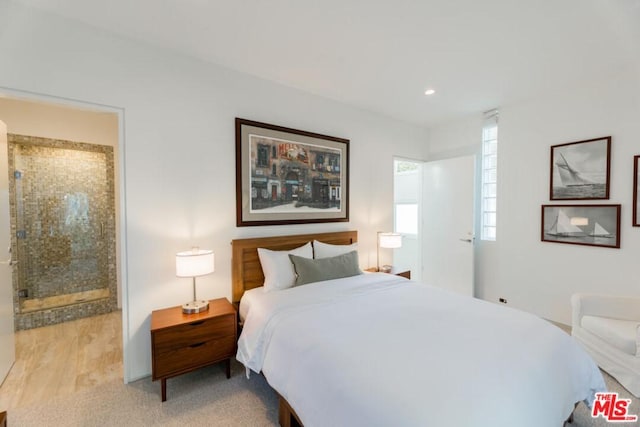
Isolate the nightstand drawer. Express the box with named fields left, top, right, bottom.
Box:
left=153, top=314, right=235, bottom=353
left=153, top=334, right=236, bottom=378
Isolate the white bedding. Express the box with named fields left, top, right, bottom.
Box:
left=238, top=287, right=264, bottom=322
left=237, top=273, right=606, bottom=427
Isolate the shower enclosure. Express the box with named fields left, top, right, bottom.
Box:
left=8, top=134, right=117, bottom=330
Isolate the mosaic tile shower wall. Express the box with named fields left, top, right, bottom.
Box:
left=8, top=134, right=117, bottom=330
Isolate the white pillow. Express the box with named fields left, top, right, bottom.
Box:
left=258, top=242, right=313, bottom=292
left=313, top=240, right=358, bottom=259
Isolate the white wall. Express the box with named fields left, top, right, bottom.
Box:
left=0, top=2, right=428, bottom=381
left=428, top=65, right=640, bottom=325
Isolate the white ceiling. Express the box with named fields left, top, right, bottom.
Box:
left=12, top=0, right=640, bottom=127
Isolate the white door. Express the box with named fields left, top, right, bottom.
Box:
left=422, top=155, right=475, bottom=296
left=0, top=121, right=15, bottom=383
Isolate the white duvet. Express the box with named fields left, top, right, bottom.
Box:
left=237, top=273, right=606, bottom=427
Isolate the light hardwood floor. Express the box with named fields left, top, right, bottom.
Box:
left=0, top=310, right=122, bottom=410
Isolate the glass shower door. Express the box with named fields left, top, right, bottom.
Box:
left=10, top=136, right=115, bottom=314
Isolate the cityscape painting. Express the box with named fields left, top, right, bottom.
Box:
left=236, top=118, right=349, bottom=226
left=550, top=136, right=611, bottom=200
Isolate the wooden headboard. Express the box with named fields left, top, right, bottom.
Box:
left=231, top=230, right=358, bottom=304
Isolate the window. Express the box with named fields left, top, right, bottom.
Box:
left=257, top=144, right=269, bottom=167
left=481, top=110, right=498, bottom=241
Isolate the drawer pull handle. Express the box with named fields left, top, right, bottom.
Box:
left=189, top=342, right=205, bottom=348
left=189, top=321, right=205, bottom=326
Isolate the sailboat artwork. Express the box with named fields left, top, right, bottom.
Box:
left=550, top=137, right=610, bottom=200
left=542, top=204, right=620, bottom=249
left=555, top=153, right=595, bottom=187
left=590, top=222, right=613, bottom=238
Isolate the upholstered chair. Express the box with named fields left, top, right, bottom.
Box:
left=571, top=293, right=640, bottom=397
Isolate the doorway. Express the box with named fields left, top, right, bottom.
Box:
left=393, top=155, right=476, bottom=294
left=0, top=97, right=120, bottom=329
left=0, top=93, right=125, bottom=406
left=393, top=158, right=423, bottom=282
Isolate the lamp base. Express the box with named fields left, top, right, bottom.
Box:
left=182, top=300, right=209, bottom=314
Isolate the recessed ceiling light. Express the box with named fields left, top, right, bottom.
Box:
left=424, top=89, right=436, bottom=96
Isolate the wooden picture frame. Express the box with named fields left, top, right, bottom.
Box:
left=541, top=204, right=621, bottom=248
left=634, top=155, right=640, bottom=227
left=235, top=118, right=349, bottom=227
left=550, top=136, right=611, bottom=200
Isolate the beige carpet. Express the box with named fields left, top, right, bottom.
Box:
left=5, top=359, right=638, bottom=427
left=6, top=361, right=278, bottom=427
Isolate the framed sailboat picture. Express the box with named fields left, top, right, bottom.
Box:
left=541, top=204, right=621, bottom=248
left=633, top=155, right=640, bottom=227
left=550, top=137, right=611, bottom=200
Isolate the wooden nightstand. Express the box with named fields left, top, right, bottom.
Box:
left=150, top=298, right=237, bottom=401
left=365, top=267, right=411, bottom=279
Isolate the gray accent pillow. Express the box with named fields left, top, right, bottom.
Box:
left=289, top=251, right=362, bottom=286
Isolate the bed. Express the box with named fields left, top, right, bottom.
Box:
left=232, top=231, right=606, bottom=427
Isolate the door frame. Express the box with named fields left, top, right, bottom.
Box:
left=0, top=86, right=130, bottom=383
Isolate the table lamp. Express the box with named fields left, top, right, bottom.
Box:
left=377, top=232, right=402, bottom=273
left=176, top=247, right=214, bottom=314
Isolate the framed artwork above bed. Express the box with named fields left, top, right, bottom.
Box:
left=235, top=118, right=350, bottom=227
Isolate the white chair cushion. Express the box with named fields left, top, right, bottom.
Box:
left=581, top=315, right=639, bottom=356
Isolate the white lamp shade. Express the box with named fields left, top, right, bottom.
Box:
left=379, top=232, right=402, bottom=249
left=176, top=249, right=215, bottom=277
